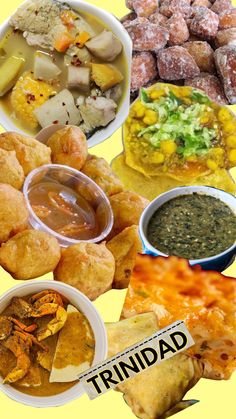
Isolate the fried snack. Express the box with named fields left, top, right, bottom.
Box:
left=0, top=149, right=24, bottom=190
left=111, top=154, right=236, bottom=200
left=215, top=45, right=236, bottom=105
left=0, top=184, right=29, bottom=244
left=183, top=41, right=215, bottom=73
left=124, top=83, right=236, bottom=181
left=81, top=154, right=123, bottom=197
left=189, top=7, right=219, bottom=39
left=109, top=191, right=149, bottom=237
left=0, top=230, right=61, bottom=280
left=166, top=13, right=189, bottom=46
left=131, top=52, right=158, bottom=94
left=106, top=226, right=142, bottom=289
left=0, top=132, right=51, bottom=175
left=185, top=74, right=228, bottom=105
left=106, top=313, right=203, bottom=419
left=54, top=242, right=115, bottom=301
left=157, top=47, right=200, bottom=80
left=122, top=255, right=236, bottom=380
left=47, top=126, right=88, bottom=171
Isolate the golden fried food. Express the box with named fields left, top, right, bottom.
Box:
left=47, top=126, right=88, bottom=171
left=0, top=184, right=29, bottom=244
left=0, top=230, right=61, bottom=280
left=54, top=242, right=115, bottom=301
left=0, top=149, right=24, bottom=190
left=0, top=132, right=51, bottom=175
left=122, top=255, right=236, bottom=380
left=106, top=313, right=203, bottom=419
left=109, top=191, right=149, bottom=236
left=81, top=154, right=124, bottom=197
left=106, top=226, right=142, bottom=289
left=111, top=154, right=236, bottom=200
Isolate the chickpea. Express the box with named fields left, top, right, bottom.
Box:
left=207, top=159, right=218, bottom=171
left=160, top=140, right=177, bottom=155
left=226, top=135, right=236, bottom=148
left=228, top=149, right=236, bottom=164
left=150, top=151, right=165, bottom=164
left=218, top=108, right=232, bottom=123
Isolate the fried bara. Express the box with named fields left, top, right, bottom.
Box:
left=0, top=230, right=61, bottom=280
left=81, top=154, right=124, bottom=197
left=0, top=132, right=51, bottom=175
left=109, top=191, right=149, bottom=237
left=47, top=126, right=88, bottom=171
left=106, top=225, right=142, bottom=289
left=122, top=255, right=236, bottom=380
left=111, top=154, right=236, bottom=200
left=0, top=149, right=24, bottom=190
left=0, top=184, right=29, bottom=244
left=54, top=242, right=115, bottom=301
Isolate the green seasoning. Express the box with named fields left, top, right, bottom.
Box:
left=147, top=194, right=236, bottom=260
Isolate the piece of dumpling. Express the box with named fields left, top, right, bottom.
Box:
left=50, top=304, right=95, bottom=383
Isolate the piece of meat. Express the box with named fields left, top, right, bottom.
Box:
left=166, top=12, right=190, bottom=45
left=157, top=46, right=200, bottom=80
left=17, top=365, right=42, bottom=388
left=160, top=0, right=192, bottom=18
left=215, top=28, right=236, bottom=48
left=105, top=85, right=123, bottom=103
left=125, top=18, right=169, bottom=52
left=131, top=52, right=158, bottom=92
left=185, top=73, right=228, bottom=104
left=190, top=6, right=219, bottom=39
left=85, top=30, right=123, bottom=62
left=149, top=12, right=168, bottom=25
left=211, top=0, right=233, bottom=15
left=219, top=10, right=236, bottom=30
left=7, top=297, right=32, bottom=319
left=79, top=97, right=117, bottom=131
left=183, top=41, right=215, bottom=72
left=215, top=45, right=236, bottom=104
left=10, top=0, right=70, bottom=50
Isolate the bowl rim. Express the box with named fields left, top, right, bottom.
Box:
left=23, top=163, right=114, bottom=247
left=0, top=0, right=132, bottom=148
left=0, top=279, right=108, bottom=407
left=139, top=185, right=236, bottom=264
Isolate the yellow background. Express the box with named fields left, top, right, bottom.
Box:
left=0, top=1, right=235, bottom=418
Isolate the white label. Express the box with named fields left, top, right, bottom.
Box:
left=79, top=320, right=195, bottom=400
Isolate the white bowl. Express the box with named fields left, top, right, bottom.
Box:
left=0, top=0, right=132, bottom=148
left=0, top=280, right=108, bottom=407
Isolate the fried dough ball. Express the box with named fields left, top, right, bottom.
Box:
left=106, top=225, right=142, bottom=289
left=0, top=230, right=61, bottom=280
left=0, top=149, right=24, bottom=190
left=0, top=184, right=29, bottom=244
left=109, top=191, right=149, bottom=236
left=0, top=132, right=51, bottom=175
left=81, top=155, right=124, bottom=197
left=47, top=126, right=88, bottom=170
left=54, top=242, right=115, bottom=301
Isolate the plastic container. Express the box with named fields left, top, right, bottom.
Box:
left=139, top=186, right=236, bottom=272
left=0, top=0, right=132, bottom=148
left=23, top=164, right=114, bottom=247
left=0, top=280, right=107, bottom=407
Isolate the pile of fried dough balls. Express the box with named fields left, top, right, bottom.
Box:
left=0, top=127, right=149, bottom=300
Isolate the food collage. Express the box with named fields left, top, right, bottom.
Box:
left=0, top=0, right=235, bottom=418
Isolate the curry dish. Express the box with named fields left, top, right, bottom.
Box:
left=0, top=290, right=95, bottom=396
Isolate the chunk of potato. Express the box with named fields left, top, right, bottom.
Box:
left=86, top=30, right=122, bottom=62
left=0, top=56, right=24, bottom=96
left=91, top=63, right=124, bottom=92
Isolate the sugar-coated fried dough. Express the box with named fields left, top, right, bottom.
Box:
left=0, top=149, right=24, bottom=190
left=0, top=230, right=61, bottom=280
left=0, top=132, right=51, bottom=175
left=0, top=184, right=29, bottom=244
left=81, top=154, right=124, bottom=197
left=109, top=191, right=149, bottom=237
left=54, top=242, right=115, bottom=301
left=106, top=225, right=142, bottom=289
left=47, top=126, right=88, bottom=171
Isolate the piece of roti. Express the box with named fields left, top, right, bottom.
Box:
left=50, top=304, right=95, bottom=383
